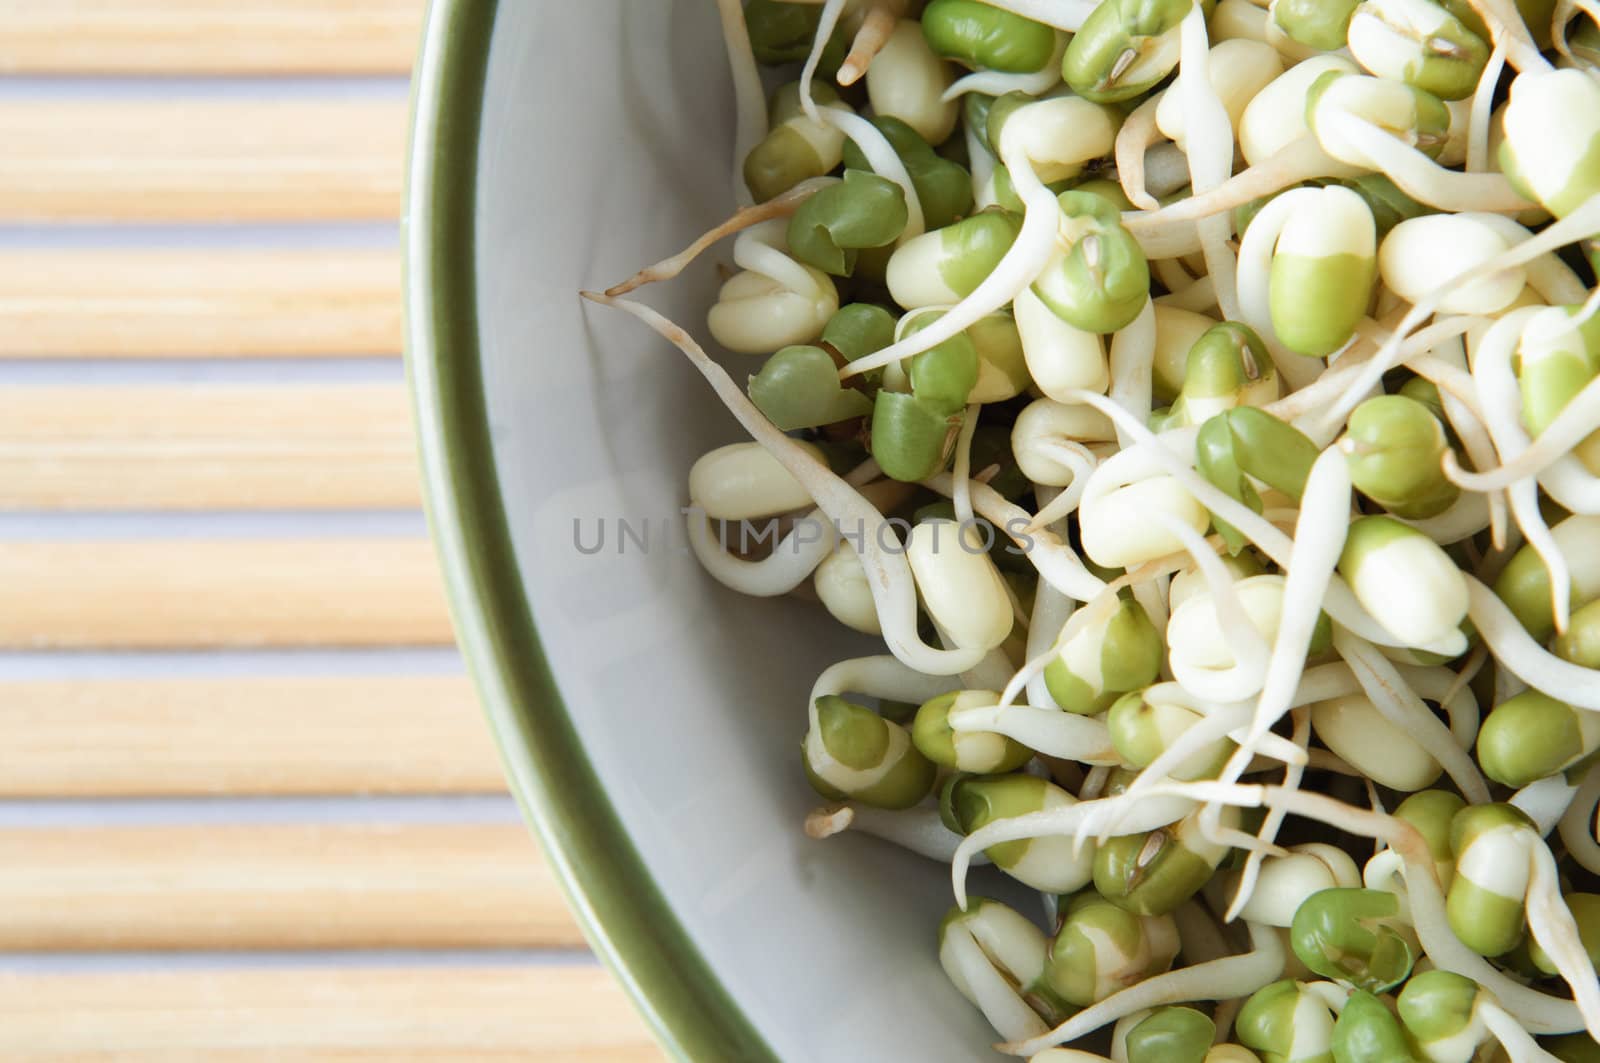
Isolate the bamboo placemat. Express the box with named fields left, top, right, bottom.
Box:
left=0, top=2, right=662, bottom=1057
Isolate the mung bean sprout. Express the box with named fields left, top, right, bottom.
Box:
left=582, top=1, right=1600, bottom=1054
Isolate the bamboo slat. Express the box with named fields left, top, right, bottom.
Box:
left=0, top=674, right=504, bottom=796
left=0, top=100, right=405, bottom=221
left=0, top=824, right=581, bottom=950
left=0, top=385, right=420, bottom=510
left=0, top=966, right=661, bottom=1061
left=0, top=248, right=401, bottom=358
left=0, top=540, right=453, bottom=648
left=0, top=5, right=664, bottom=1061
left=0, top=0, right=424, bottom=76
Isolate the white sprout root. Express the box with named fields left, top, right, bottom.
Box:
left=1446, top=345, right=1600, bottom=493
left=965, top=117, right=997, bottom=206
left=1108, top=301, right=1158, bottom=449
left=604, top=179, right=831, bottom=295
left=581, top=293, right=989, bottom=676
left=1332, top=629, right=1492, bottom=803
left=1144, top=142, right=1199, bottom=202
left=1150, top=506, right=1271, bottom=703
left=1024, top=576, right=1073, bottom=710
left=954, top=641, right=1019, bottom=693
left=716, top=0, right=767, bottom=208
left=1406, top=330, right=1509, bottom=543
left=799, top=0, right=850, bottom=127
left=822, top=108, right=927, bottom=238
left=1125, top=138, right=1340, bottom=236
left=1467, top=38, right=1508, bottom=174
left=1194, top=449, right=1350, bottom=864
left=921, top=472, right=1109, bottom=602
left=1477, top=1000, right=1568, bottom=1063
left=1298, top=317, right=1481, bottom=442
left=963, top=0, right=1098, bottom=32
left=1157, top=272, right=1218, bottom=314
left=685, top=506, right=836, bottom=596
left=805, top=802, right=987, bottom=864
left=1512, top=773, right=1579, bottom=836
left=1078, top=764, right=1113, bottom=801
left=1063, top=394, right=1296, bottom=564
left=943, top=33, right=1068, bottom=102
left=1559, top=762, right=1600, bottom=876
left=1552, top=0, right=1579, bottom=62
left=1177, top=6, right=1242, bottom=323
left=1224, top=709, right=1311, bottom=923
left=998, top=922, right=1286, bottom=1056
left=944, top=917, right=1054, bottom=1043
left=1115, top=95, right=1165, bottom=212
left=1021, top=442, right=1097, bottom=532
left=1126, top=702, right=1250, bottom=798
left=996, top=642, right=1061, bottom=711
left=1467, top=0, right=1556, bottom=70
left=1110, top=690, right=1307, bottom=796
left=1525, top=835, right=1600, bottom=1036
left=949, top=778, right=1294, bottom=913
left=840, top=102, right=1076, bottom=378
left=1396, top=661, right=1482, bottom=750
left=952, top=403, right=980, bottom=529
left=950, top=703, right=1120, bottom=763
left=1174, top=897, right=1231, bottom=969
left=1319, top=111, right=1535, bottom=213
left=1456, top=309, right=1577, bottom=631
left=1131, top=574, right=1169, bottom=641
left=835, top=0, right=906, bottom=86
left=736, top=219, right=828, bottom=297
left=808, top=654, right=963, bottom=707
left=1152, top=255, right=1196, bottom=296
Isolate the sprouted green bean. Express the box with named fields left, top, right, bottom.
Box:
left=580, top=0, right=1600, bottom=1055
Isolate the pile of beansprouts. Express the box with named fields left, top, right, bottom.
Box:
left=581, top=0, right=1600, bottom=1057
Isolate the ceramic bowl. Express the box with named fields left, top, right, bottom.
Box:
left=406, top=2, right=1008, bottom=1060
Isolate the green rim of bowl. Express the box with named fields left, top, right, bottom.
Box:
left=403, top=3, right=780, bottom=1061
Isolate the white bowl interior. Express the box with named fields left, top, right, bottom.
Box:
left=470, top=2, right=1017, bottom=1059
